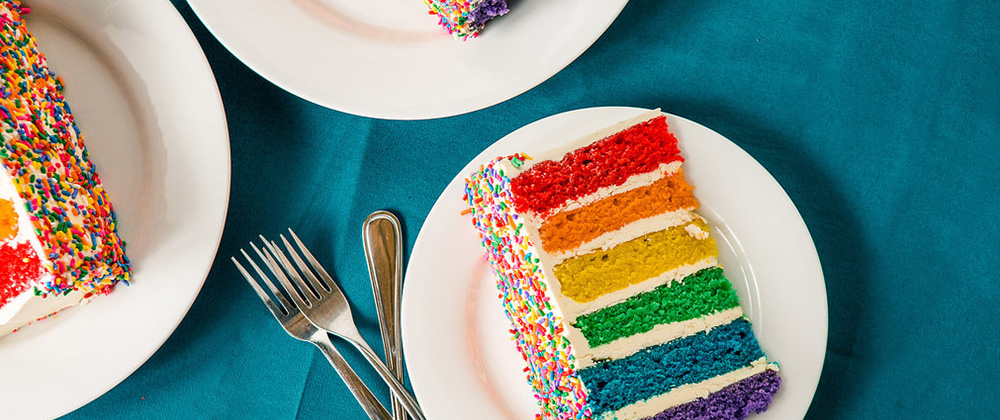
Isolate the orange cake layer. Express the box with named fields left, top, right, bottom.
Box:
left=537, top=170, right=698, bottom=254
left=509, top=116, right=683, bottom=218
left=0, top=199, right=16, bottom=240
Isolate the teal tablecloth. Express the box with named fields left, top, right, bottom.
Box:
left=63, top=0, right=999, bottom=418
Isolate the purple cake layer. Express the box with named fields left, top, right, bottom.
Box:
left=647, top=370, right=782, bottom=420
left=469, top=0, right=509, bottom=27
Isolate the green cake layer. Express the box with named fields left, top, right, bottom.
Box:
left=572, top=267, right=740, bottom=347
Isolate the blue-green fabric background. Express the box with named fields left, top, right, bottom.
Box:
left=62, top=0, right=999, bottom=418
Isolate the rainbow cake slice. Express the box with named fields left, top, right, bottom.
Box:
left=464, top=110, right=780, bottom=419
left=0, top=0, right=130, bottom=337
left=423, top=0, right=508, bottom=39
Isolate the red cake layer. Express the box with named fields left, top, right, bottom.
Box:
left=0, top=242, right=41, bottom=307
left=509, top=115, right=683, bottom=217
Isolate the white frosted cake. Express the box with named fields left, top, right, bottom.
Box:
left=0, top=0, right=130, bottom=337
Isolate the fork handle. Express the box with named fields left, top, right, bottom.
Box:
left=351, top=340, right=427, bottom=420
left=315, top=337, right=393, bottom=420
left=363, top=211, right=406, bottom=420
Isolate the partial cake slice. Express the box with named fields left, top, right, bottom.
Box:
left=464, top=109, right=780, bottom=419
left=423, top=0, right=508, bottom=39
left=0, top=0, right=130, bottom=337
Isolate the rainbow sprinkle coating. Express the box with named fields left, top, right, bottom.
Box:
left=424, top=0, right=509, bottom=40
left=0, top=0, right=129, bottom=298
left=465, top=154, right=590, bottom=420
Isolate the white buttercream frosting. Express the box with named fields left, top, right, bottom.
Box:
left=505, top=161, right=683, bottom=227
left=0, top=289, right=88, bottom=336
left=572, top=307, right=745, bottom=369
left=555, top=257, right=718, bottom=323
left=546, top=208, right=698, bottom=264
left=491, top=108, right=776, bottom=419
left=595, top=358, right=779, bottom=420
left=0, top=152, right=66, bottom=337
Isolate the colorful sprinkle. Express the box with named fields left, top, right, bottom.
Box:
left=0, top=0, right=129, bottom=305
left=465, top=153, right=591, bottom=420
left=423, top=0, right=509, bottom=40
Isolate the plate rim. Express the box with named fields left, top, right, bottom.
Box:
left=401, top=106, right=827, bottom=419
left=0, top=0, right=231, bottom=418
left=184, top=0, right=629, bottom=120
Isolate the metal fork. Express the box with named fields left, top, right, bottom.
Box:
left=262, top=230, right=427, bottom=420
left=232, top=244, right=391, bottom=420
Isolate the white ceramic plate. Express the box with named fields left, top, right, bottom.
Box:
left=0, top=1, right=230, bottom=419
left=185, top=0, right=628, bottom=120
left=402, top=107, right=827, bottom=419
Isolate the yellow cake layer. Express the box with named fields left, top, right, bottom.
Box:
left=537, top=170, right=698, bottom=255
left=552, top=219, right=718, bottom=303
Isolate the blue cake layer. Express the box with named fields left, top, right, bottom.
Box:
left=577, top=318, right=766, bottom=416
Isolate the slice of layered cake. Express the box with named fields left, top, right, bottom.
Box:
left=0, top=0, right=130, bottom=337
left=464, top=110, right=780, bottom=419
left=423, top=0, right=508, bottom=39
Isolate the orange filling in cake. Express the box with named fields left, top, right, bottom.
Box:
left=538, top=170, right=698, bottom=254
left=0, top=199, right=17, bottom=240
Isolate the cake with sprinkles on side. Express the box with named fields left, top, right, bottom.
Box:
left=464, top=109, right=780, bottom=419
left=0, top=0, right=130, bottom=337
left=423, top=0, right=508, bottom=39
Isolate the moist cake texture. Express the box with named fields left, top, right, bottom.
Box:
left=464, top=109, right=780, bottom=419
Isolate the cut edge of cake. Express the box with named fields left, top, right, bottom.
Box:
left=464, top=109, right=780, bottom=420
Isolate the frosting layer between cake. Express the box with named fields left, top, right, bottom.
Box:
left=465, top=109, right=780, bottom=420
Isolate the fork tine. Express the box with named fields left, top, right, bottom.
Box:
left=267, top=238, right=321, bottom=302
left=253, top=239, right=314, bottom=310
left=245, top=245, right=295, bottom=314
left=280, top=234, right=331, bottom=296
left=232, top=255, right=285, bottom=317
left=288, top=228, right=343, bottom=294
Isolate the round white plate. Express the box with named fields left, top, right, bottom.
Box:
left=402, top=107, right=827, bottom=419
left=186, top=0, right=628, bottom=120
left=0, top=1, right=230, bottom=419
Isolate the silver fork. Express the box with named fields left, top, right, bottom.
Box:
left=262, top=230, right=427, bottom=420
left=232, top=244, right=391, bottom=420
